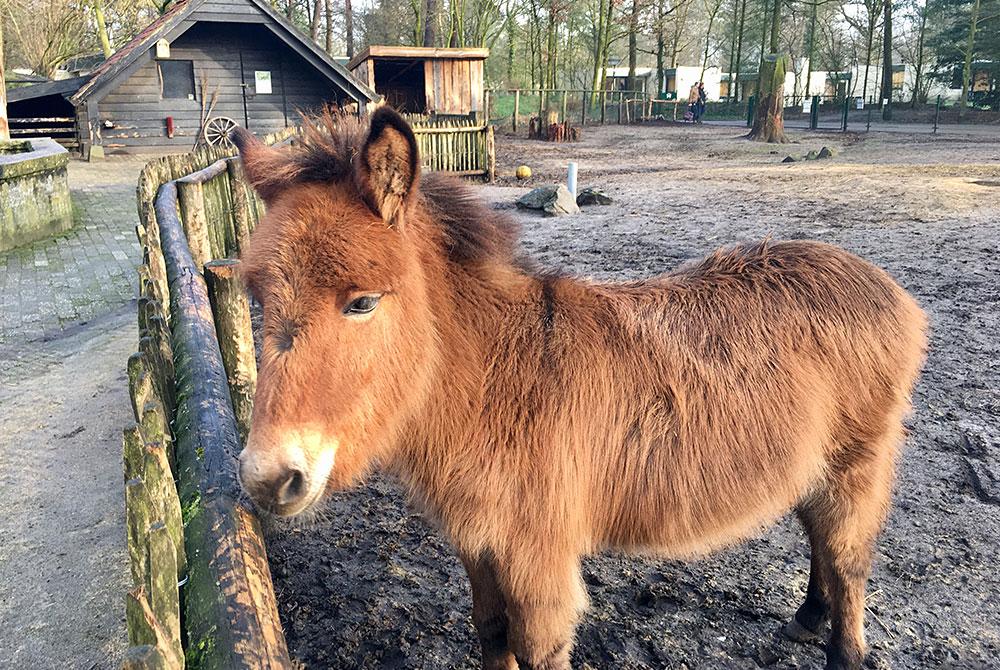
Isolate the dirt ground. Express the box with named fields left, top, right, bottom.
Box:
left=264, top=124, right=1000, bottom=669
left=0, top=309, right=133, bottom=668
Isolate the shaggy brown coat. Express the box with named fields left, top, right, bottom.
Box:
left=234, top=108, right=927, bottom=670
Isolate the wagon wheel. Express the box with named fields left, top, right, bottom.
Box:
left=203, top=116, right=239, bottom=147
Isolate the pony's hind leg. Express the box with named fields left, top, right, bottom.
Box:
left=795, top=432, right=899, bottom=670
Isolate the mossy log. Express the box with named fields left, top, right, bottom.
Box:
left=154, top=181, right=291, bottom=668
left=204, top=259, right=257, bottom=444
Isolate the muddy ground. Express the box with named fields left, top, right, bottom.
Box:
left=264, top=124, right=1000, bottom=669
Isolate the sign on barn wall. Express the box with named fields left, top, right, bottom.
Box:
left=255, top=71, right=272, bottom=95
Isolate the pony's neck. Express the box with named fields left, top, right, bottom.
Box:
left=388, top=249, right=546, bottom=508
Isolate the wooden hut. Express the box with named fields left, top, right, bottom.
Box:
left=347, top=46, right=488, bottom=118
left=6, top=0, right=376, bottom=156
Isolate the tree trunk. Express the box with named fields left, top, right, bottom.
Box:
left=424, top=0, right=438, bottom=46
left=881, top=0, right=893, bottom=119
left=862, top=4, right=876, bottom=104
left=734, top=0, right=747, bottom=100
left=657, top=0, right=666, bottom=96
left=507, top=10, right=516, bottom=84
left=310, top=0, right=322, bottom=40
left=324, top=0, right=333, bottom=52
left=700, top=0, right=721, bottom=80
left=803, top=0, right=816, bottom=99
left=747, top=0, right=786, bottom=142
left=93, top=1, right=113, bottom=58
left=0, top=22, right=8, bottom=142
left=627, top=0, right=641, bottom=91
left=345, top=0, right=354, bottom=57
left=727, top=0, right=740, bottom=99
left=911, top=1, right=928, bottom=108
left=959, top=0, right=981, bottom=110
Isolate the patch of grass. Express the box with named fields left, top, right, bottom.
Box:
left=180, top=490, right=202, bottom=527
left=184, top=626, right=217, bottom=669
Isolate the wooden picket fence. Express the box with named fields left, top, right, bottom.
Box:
left=124, top=127, right=293, bottom=670
left=407, top=115, right=496, bottom=180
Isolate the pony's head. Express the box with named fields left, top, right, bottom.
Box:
left=233, top=108, right=439, bottom=516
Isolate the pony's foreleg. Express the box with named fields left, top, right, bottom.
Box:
left=499, top=549, right=587, bottom=670
left=461, top=552, right=518, bottom=670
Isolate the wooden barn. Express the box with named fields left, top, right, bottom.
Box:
left=347, top=46, right=488, bottom=118
left=6, top=0, right=376, bottom=156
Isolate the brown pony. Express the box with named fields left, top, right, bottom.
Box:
left=233, top=108, right=927, bottom=670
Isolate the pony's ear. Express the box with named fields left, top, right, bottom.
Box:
left=355, top=107, right=420, bottom=226
left=230, top=127, right=283, bottom=202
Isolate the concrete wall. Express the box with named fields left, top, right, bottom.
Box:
left=0, top=138, right=73, bottom=252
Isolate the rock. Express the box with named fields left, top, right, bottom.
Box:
left=818, top=146, right=835, bottom=159
left=576, top=187, right=613, bottom=206
left=755, top=643, right=780, bottom=666
left=805, top=149, right=819, bottom=160
left=516, top=185, right=580, bottom=217
left=782, top=156, right=797, bottom=163
left=516, top=185, right=558, bottom=209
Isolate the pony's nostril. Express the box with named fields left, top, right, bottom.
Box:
left=276, top=468, right=307, bottom=507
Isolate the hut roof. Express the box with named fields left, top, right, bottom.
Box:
left=347, top=46, right=489, bottom=71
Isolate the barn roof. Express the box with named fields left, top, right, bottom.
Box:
left=69, top=0, right=376, bottom=106
left=7, top=76, right=90, bottom=103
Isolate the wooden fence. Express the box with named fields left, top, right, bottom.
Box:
left=8, top=116, right=78, bottom=150
left=488, top=88, right=694, bottom=133
left=409, top=116, right=496, bottom=180
left=125, top=128, right=292, bottom=670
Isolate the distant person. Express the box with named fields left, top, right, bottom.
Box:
left=686, top=83, right=699, bottom=122
left=695, top=82, right=707, bottom=123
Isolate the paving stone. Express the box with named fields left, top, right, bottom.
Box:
left=0, top=156, right=147, bottom=364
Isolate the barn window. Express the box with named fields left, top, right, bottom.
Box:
left=158, top=60, right=196, bottom=100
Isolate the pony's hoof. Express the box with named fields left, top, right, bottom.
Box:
left=783, top=617, right=821, bottom=643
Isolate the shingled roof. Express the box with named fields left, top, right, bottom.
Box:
left=68, top=0, right=375, bottom=106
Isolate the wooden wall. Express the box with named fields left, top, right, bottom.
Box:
left=423, top=58, right=484, bottom=115
left=98, top=22, right=346, bottom=152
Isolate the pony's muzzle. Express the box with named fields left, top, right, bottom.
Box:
left=238, top=446, right=313, bottom=516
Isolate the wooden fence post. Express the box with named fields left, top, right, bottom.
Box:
left=581, top=91, right=588, bottom=125
left=512, top=89, right=520, bottom=133
left=176, top=180, right=212, bottom=270
left=601, top=90, right=607, bottom=124
left=226, top=158, right=254, bottom=252
left=486, top=125, right=496, bottom=183
left=561, top=90, right=568, bottom=123
left=204, top=259, right=257, bottom=445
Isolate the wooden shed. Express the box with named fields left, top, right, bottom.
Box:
left=6, top=0, right=376, bottom=156
left=347, top=46, right=488, bottom=118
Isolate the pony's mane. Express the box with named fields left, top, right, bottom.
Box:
left=260, top=111, right=520, bottom=267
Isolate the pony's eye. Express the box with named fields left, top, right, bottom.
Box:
left=343, top=294, right=381, bottom=316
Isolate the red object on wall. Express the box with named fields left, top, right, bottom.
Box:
left=166, top=116, right=175, bottom=138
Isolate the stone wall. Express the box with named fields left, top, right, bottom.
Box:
left=0, top=138, right=73, bottom=252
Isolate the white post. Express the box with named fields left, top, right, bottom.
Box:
left=567, top=162, right=578, bottom=198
